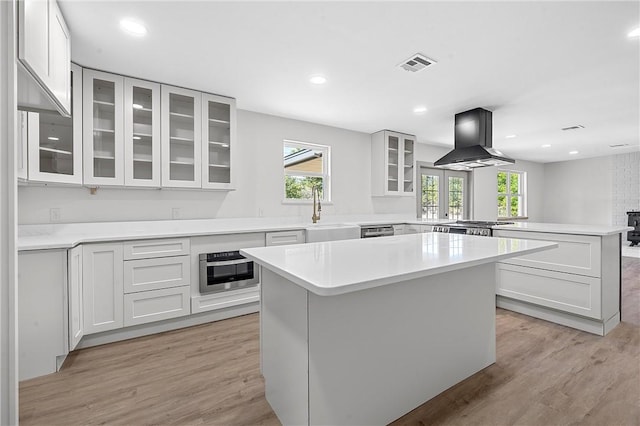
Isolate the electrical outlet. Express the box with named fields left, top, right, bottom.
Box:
left=172, top=207, right=181, bottom=220
left=50, top=208, right=60, bottom=223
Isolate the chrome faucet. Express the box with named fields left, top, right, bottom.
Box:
left=312, top=186, right=322, bottom=223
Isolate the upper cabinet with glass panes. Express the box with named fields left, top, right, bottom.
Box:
left=25, top=63, right=83, bottom=184
left=201, top=94, right=235, bottom=190
left=371, top=130, right=415, bottom=196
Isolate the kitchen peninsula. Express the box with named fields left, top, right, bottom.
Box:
left=241, top=232, right=556, bottom=425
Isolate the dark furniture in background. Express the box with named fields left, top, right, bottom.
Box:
left=627, top=211, right=640, bottom=246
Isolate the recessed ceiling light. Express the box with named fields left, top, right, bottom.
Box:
left=629, top=27, right=640, bottom=38
left=309, top=75, right=327, bottom=85
left=132, top=103, right=143, bottom=109
left=413, top=105, right=428, bottom=114
left=541, top=144, right=551, bottom=148
left=47, top=136, right=59, bottom=141
left=120, top=18, right=147, bottom=37
left=505, top=134, right=517, bottom=139
left=569, top=150, right=579, bottom=155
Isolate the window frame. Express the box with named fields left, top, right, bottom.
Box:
left=282, top=139, right=331, bottom=204
left=497, top=170, right=527, bottom=219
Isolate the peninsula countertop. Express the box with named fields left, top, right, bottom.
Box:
left=241, top=232, right=557, bottom=296
left=492, top=222, right=632, bottom=236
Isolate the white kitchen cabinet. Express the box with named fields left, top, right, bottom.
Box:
left=17, top=111, right=28, bottom=181
left=371, top=130, right=415, bottom=196
left=27, top=63, right=83, bottom=184
left=202, top=94, right=236, bottom=189
left=265, top=230, right=305, bottom=246
left=124, top=256, right=190, bottom=293
left=68, top=245, right=83, bottom=351
left=494, top=229, right=621, bottom=335
left=124, top=78, right=161, bottom=187
left=82, top=243, right=124, bottom=334
left=405, top=224, right=431, bottom=234
left=123, top=238, right=190, bottom=260
left=124, top=286, right=190, bottom=327
left=17, top=0, right=71, bottom=116
left=161, top=85, right=202, bottom=188
left=18, top=249, right=68, bottom=380
left=83, top=69, right=124, bottom=186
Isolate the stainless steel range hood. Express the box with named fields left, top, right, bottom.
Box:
left=434, top=108, right=515, bottom=170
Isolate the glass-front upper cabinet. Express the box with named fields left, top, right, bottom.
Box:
left=124, top=78, right=160, bottom=187
left=371, top=130, right=415, bottom=196
left=201, top=94, right=235, bottom=190
left=83, top=69, right=124, bottom=186
left=27, top=63, right=83, bottom=184
left=161, top=85, right=202, bottom=188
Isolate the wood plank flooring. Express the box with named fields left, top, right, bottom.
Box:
left=20, top=258, right=640, bottom=426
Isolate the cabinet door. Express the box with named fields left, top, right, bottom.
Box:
left=18, top=0, right=50, bottom=90
left=202, top=94, right=235, bottom=189
left=161, top=85, right=202, bottom=188
left=82, top=243, right=124, bottom=334
left=83, top=69, right=124, bottom=185
left=68, top=246, right=83, bottom=351
left=124, top=78, right=161, bottom=186
left=401, top=135, right=415, bottom=195
left=27, top=63, right=83, bottom=184
left=17, top=111, right=28, bottom=181
left=386, top=132, right=400, bottom=193
left=48, top=0, right=71, bottom=113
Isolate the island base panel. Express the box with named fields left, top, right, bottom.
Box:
left=261, top=264, right=497, bottom=426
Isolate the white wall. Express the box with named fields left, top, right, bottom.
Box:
left=542, top=156, right=614, bottom=225
left=18, top=110, right=452, bottom=224
left=472, top=159, right=545, bottom=222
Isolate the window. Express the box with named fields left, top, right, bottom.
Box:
left=421, top=174, right=439, bottom=220
left=283, top=140, right=330, bottom=202
left=497, top=170, right=526, bottom=218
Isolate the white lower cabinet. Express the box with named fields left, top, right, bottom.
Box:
left=68, top=246, right=83, bottom=351
left=265, top=230, right=305, bottom=246
left=123, top=256, right=190, bottom=293
left=82, top=243, right=124, bottom=334
left=124, top=286, right=190, bottom=327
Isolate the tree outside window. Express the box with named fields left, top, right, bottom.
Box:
left=283, top=141, right=330, bottom=201
left=498, top=171, right=525, bottom=218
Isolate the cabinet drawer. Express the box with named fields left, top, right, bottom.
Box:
left=124, top=286, right=190, bottom=327
left=497, top=263, right=601, bottom=319
left=124, top=256, right=190, bottom=293
left=493, top=230, right=601, bottom=278
left=265, top=230, right=305, bottom=246
left=123, top=238, right=190, bottom=260
left=191, top=286, right=260, bottom=314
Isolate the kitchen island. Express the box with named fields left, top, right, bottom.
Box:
left=241, top=233, right=556, bottom=425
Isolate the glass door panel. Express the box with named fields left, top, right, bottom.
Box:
left=403, top=137, right=414, bottom=193
left=125, top=78, right=160, bottom=186
left=387, top=135, right=399, bottom=192
left=83, top=69, right=123, bottom=185
left=169, top=93, right=195, bottom=181
left=38, top=112, right=73, bottom=175
left=419, top=167, right=468, bottom=220
left=205, top=99, right=231, bottom=184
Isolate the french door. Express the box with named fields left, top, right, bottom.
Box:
left=418, top=166, right=469, bottom=221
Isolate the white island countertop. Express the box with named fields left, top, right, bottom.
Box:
left=241, top=233, right=557, bottom=296
left=492, top=222, right=632, bottom=236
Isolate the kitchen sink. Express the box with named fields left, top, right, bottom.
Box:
left=305, top=223, right=361, bottom=243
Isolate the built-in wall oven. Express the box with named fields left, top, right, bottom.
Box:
left=199, top=250, right=259, bottom=294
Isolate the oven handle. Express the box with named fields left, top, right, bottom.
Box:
left=203, top=258, right=253, bottom=267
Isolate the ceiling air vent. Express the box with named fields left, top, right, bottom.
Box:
left=609, top=143, right=630, bottom=148
left=561, top=125, right=585, bottom=131
left=398, top=53, right=437, bottom=72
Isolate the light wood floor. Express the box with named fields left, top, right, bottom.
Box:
left=20, top=258, right=640, bottom=426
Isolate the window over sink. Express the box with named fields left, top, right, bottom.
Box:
left=283, top=140, right=331, bottom=202
left=498, top=170, right=526, bottom=218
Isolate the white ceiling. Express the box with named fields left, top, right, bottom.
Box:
left=59, top=0, right=640, bottom=163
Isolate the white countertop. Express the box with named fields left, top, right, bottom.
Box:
left=17, top=215, right=445, bottom=251
left=492, top=222, right=632, bottom=236
left=241, top=233, right=557, bottom=296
